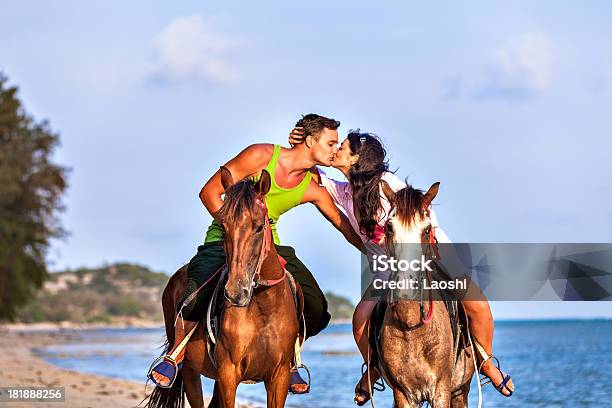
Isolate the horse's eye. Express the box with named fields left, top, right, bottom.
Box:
left=424, top=225, right=431, bottom=234
left=256, top=224, right=265, bottom=233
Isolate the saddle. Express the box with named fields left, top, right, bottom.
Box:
left=204, top=258, right=305, bottom=371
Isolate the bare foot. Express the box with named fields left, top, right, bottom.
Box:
left=151, top=371, right=172, bottom=388
left=290, top=383, right=309, bottom=393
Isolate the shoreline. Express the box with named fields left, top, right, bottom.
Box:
left=1, top=319, right=165, bottom=332
left=0, top=325, right=257, bottom=407
left=1, top=317, right=354, bottom=332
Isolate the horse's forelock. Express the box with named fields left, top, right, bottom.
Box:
left=394, top=185, right=426, bottom=229
left=219, top=179, right=259, bottom=225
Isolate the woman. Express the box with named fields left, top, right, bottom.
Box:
left=290, top=128, right=514, bottom=405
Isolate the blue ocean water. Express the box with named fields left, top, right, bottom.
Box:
left=37, top=320, right=612, bottom=407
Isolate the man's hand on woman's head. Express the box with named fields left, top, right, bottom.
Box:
left=288, top=126, right=305, bottom=147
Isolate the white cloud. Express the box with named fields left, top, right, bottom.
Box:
left=472, top=33, right=558, bottom=100
left=454, top=33, right=558, bottom=101
left=149, top=15, right=240, bottom=84
left=493, top=33, right=556, bottom=91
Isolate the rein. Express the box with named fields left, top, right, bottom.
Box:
left=424, top=206, right=440, bottom=260
left=186, top=196, right=284, bottom=311
left=419, top=205, right=440, bottom=325
left=252, top=198, right=286, bottom=288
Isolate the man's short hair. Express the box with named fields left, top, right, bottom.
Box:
left=295, top=113, right=340, bottom=140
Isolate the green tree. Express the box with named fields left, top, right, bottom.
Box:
left=0, top=73, right=68, bottom=321
left=325, top=291, right=355, bottom=320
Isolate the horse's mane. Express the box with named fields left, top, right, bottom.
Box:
left=218, top=179, right=258, bottom=224
left=394, top=184, right=426, bottom=228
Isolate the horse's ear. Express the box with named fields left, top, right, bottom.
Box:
left=220, top=166, right=234, bottom=190
left=257, top=169, right=272, bottom=196
left=423, top=182, right=440, bottom=208
left=381, top=180, right=396, bottom=206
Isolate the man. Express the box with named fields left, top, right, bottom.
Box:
left=149, top=114, right=365, bottom=393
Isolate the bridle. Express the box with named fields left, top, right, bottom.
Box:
left=423, top=206, right=440, bottom=260
left=385, top=204, right=440, bottom=325
left=224, top=196, right=286, bottom=307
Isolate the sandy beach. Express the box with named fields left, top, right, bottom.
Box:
left=0, top=324, right=256, bottom=408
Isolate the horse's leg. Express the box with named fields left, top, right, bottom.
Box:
left=182, top=365, right=204, bottom=408
left=392, top=389, right=419, bottom=408
left=206, top=381, right=221, bottom=408
left=264, top=366, right=291, bottom=408
left=431, top=381, right=452, bottom=408
left=450, top=366, right=472, bottom=408
left=450, top=389, right=469, bottom=408
left=216, top=367, right=239, bottom=408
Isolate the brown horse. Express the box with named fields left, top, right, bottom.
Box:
left=145, top=168, right=301, bottom=408
left=375, top=182, right=475, bottom=408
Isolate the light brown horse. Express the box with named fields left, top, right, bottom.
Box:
left=376, top=182, right=475, bottom=408
left=145, top=168, right=300, bottom=408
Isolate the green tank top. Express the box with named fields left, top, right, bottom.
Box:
left=204, top=144, right=311, bottom=245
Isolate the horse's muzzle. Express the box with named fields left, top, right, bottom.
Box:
left=224, top=279, right=252, bottom=307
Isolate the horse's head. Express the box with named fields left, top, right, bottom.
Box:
left=217, top=167, right=272, bottom=307
left=381, top=182, right=440, bottom=302
left=383, top=181, right=440, bottom=254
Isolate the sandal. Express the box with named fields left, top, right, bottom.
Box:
left=354, top=362, right=385, bottom=406
left=479, top=355, right=514, bottom=397
left=354, top=386, right=370, bottom=406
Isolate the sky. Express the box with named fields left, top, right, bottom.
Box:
left=2, top=1, right=611, bottom=318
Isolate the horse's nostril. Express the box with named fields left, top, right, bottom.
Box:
left=224, top=282, right=251, bottom=306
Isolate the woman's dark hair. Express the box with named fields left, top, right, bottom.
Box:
left=347, top=130, right=389, bottom=240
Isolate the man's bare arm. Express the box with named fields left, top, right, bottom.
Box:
left=199, top=144, right=273, bottom=220
left=302, top=181, right=365, bottom=253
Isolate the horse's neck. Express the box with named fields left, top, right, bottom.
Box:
left=390, top=300, right=424, bottom=327
left=259, top=245, right=284, bottom=280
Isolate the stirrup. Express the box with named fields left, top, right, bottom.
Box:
left=147, top=355, right=181, bottom=389
left=288, top=364, right=311, bottom=394
left=147, top=321, right=199, bottom=388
